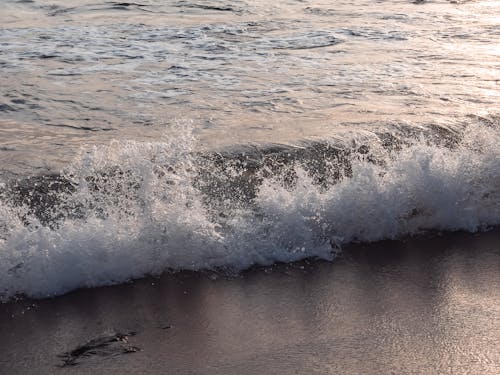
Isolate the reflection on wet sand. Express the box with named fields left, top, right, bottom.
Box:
left=0, top=229, right=498, bottom=374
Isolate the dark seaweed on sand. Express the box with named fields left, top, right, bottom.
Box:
left=58, top=331, right=139, bottom=367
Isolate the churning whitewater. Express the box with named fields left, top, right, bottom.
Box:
left=0, top=119, right=499, bottom=301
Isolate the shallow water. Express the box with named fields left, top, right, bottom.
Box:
left=0, top=1, right=499, bottom=301
left=1, top=0, right=499, bottom=175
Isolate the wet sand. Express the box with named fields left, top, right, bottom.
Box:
left=1, top=228, right=499, bottom=374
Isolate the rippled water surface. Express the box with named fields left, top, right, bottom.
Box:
left=0, top=8, right=499, bottom=372
left=1, top=0, right=499, bottom=175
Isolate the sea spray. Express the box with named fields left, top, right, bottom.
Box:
left=0, top=121, right=499, bottom=301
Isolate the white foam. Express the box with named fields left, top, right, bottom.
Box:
left=1, top=122, right=499, bottom=301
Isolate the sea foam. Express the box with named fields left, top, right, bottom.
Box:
left=0, top=120, right=499, bottom=301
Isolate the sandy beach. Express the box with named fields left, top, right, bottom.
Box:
left=1, top=228, right=498, bottom=374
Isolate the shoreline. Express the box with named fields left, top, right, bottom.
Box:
left=2, top=226, right=498, bottom=303
left=1, top=227, right=499, bottom=374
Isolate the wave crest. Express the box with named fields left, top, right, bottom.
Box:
left=0, top=120, right=499, bottom=301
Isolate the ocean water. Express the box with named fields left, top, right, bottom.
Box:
left=0, top=0, right=499, bottom=300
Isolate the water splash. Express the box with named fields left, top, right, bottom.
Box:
left=0, top=120, right=499, bottom=301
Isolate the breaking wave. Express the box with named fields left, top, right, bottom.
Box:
left=0, top=119, right=499, bottom=301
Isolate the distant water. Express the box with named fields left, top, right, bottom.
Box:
left=1, top=0, right=499, bottom=175
left=0, top=0, right=499, bottom=300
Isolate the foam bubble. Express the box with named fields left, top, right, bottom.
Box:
left=0, top=121, right=499, bottom=301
